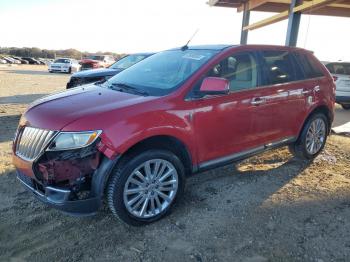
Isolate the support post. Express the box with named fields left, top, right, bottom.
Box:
left=240, top=3, right=250, bottom=45
left=285, top=0, right=302, bottom=46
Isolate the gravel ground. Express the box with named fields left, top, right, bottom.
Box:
left=0, top=65, right=350, bottom=262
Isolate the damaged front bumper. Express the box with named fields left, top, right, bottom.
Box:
left=13, top=141, right=119, bottom=216
left=16, top=170, right=101, bottom=215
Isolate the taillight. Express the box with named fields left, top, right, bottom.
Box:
left=332, top=76, right=338, bottom=82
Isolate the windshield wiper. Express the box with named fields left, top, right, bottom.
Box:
left=109, top=82, right=149, bottom=96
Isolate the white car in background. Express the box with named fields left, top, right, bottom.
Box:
left=325, top=62, right=350, bottom=110
left=48, top=58, right=81, bottom=73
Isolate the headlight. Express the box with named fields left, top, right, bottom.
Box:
left=49, top=130, right=102, bottom=151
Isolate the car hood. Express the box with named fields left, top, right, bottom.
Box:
left=72, top=68, right=122, bottom=78
left=22, top=84, right=156, bottom=131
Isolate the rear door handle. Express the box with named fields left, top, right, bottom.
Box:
left=251, top=97, right=265, bottom=106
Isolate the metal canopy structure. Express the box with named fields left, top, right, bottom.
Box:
left=208, top=0, right=350, bottom=46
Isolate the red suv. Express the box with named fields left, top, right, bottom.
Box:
left=13, top=45, right=335, bottom=225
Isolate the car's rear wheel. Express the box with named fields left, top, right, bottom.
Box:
left=107, top=150, right=185, bottom=226
left=341, top=104, right=350, bottom=110
left=289, top=113, right=328, bottom=160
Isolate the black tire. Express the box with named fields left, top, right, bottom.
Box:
left=289, top=113, right=328, bottom=160
left=341, top=104, right=350, bottom=110
left=68, top=67, right=72, bottom=74
left=107, top=149, right=185, bottom=226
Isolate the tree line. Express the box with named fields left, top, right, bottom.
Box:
left=0, top=47, right=124, bottom=60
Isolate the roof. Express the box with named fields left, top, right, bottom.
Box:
left=170, top=44, right=234, bottom=51
left=208, top=0, right=350, bottom=17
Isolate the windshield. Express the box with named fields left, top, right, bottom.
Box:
left=110, top=54, right=149, bottom=70
left=105, top=49, right=218, bottom=96
left=54, top=59, right=70, bottom=63
left=86, top=55, right=104, bottom=61
left=326, top=63, right=350, bottom=75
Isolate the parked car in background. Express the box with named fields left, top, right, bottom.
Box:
left=80, top=55, right=115, bottom=70
left=37, top=59, right=45, bottom=65
left=22, top=57, right=41, bottom=65
left=0, top=58, right=7, bottom=64
left=13, top=45, right=335, bottom=225
left=10, top=56, right=29, bottom=64
left=48, top=58, right=81, bottom=73
left=38, top=58, right=50, bottom=65
left=2, top=56, right=18, bottom=64
left=9, top=56, right=22, bottom=64
left=325, top=62, right=350, bottom=109
left=66, top=53, right=154, bottom=89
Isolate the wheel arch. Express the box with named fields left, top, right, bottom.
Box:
left=298, top=105, right=333, bottom=139
left=117, top=135, right=193, bottom=177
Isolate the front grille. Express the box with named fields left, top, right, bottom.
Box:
left=81, top=63, right=93, bottom=70
left=15, top=127, right=56, bottom=161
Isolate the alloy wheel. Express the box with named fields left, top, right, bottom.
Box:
left=123, top=159, right=179, bottom=219
left=305, top=118, right=326, bottom=155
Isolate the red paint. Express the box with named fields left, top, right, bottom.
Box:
left=200, top=77, right=229, bottom=93
left=13, top=45, right=335, bottom=181
left=80, top=59, right=103, bottom=69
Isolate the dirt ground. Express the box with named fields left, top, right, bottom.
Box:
left=0, top=65, right=350, bottom=262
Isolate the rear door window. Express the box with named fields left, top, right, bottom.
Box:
left=260, top=51, right=297, bottom=85
left=294, top=52, right=324, bottom=79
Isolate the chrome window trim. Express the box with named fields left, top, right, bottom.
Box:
left=186, top=76, right=326, bottom=101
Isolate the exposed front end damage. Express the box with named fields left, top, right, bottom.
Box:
left=15, top=138, right=118, bottom=216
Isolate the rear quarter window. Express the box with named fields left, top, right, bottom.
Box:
left=260, top=50, right=298, bottom=85
left=294, top=52, right=325, bottom=79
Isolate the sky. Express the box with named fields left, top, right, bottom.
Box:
left=0, top=0, right=349, bottom=61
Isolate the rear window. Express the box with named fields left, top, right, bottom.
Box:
left=325, top=63, right=350, bottom=75
left=294, top=52, right=324, bottom=79
left=261, top=51, right=297, bottom=85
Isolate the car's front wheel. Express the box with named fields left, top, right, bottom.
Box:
left=289, top=113, right=328, bottom=160
left=107, top=150, right=185, bottom=226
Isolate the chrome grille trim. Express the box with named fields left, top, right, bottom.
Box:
left=15, top=127, right=56, bottom=161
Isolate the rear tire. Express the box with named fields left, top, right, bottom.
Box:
left=107, top=149, right=185, bottom=226
left=341, top=104, right=350, bottom=110
left=289, top=113, right=328, bottom=160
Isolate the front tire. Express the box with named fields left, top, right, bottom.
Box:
left=289, top=113, right=328, bottom=160
left=107, top=150, right=185, bottom=226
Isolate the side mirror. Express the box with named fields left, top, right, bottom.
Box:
left=199, top=77, right=229, bottom=95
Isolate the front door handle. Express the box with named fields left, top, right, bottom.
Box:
left=251, top=97, right=265, bottom=106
